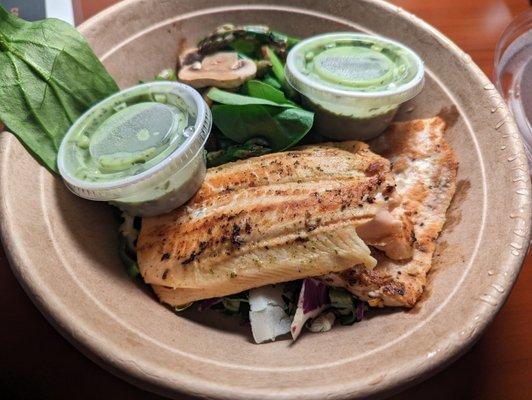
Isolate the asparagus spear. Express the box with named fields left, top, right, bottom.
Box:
left=263, top=46, right=298, bottom=100
left=197, top=24, right=299, bottom=58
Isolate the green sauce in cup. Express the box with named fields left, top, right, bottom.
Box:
left=72, top=101, right=190, bottom=181
left=286, top=33, right=424, bottom=140
left=58, top=82, right=211, bottom=217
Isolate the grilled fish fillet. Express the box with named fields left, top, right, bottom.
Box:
left=319, top=142, right=415, bottom=260
left=325, top=117, right=458, bottom=307
left=138, top=143, right=397, bottom=306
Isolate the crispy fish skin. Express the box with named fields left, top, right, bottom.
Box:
left=138, top=144, right=395, bottom=306
left=326, top=117, right=458, bottom=307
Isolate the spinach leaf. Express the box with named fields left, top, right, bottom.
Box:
left=241, top=80, right=295, bottom=105
left=211, top=103, right=313, bottom=151
left=208, top=85, right=313, bottom=151
left=0, top=7, right=119, bottom=172
left=207, top=87, right=294, bottom=108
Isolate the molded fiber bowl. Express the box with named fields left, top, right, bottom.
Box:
left=0, top=1, right=530, bottom=399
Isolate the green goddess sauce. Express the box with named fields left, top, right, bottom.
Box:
left=58, top=82, right=212, bottom=217
left=285, top=33, right=424, bottom=140
left=68, top=98, right=190, bottom=182
left=302, top=40, right=416, bottom=92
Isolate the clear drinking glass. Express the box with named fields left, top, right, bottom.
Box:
left=494, top=8, right=532, bottom=170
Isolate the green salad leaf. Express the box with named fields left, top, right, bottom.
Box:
left=211, top=103, right=313, bottom=151
left=207, top=86, right=313, bottom=151
left=0, top=6, right=119, bottom=172
left=211, top=291, right=250, bottom=316
left=207, top=86, right=293, bottom=108
left=329, top=287, right=366, bottom=325
left=212, top=104, right=314, bottom=151
left=262, top=73, right=283, bottom=90
left=241, top=79, right=295, bottom=105
left=230, top=38, right=261, bottom=58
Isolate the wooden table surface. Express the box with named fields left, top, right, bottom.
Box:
left=1, top=0, right=531, bottom=399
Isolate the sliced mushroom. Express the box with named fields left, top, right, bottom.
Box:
left=178, top=51, right=256, bottom=89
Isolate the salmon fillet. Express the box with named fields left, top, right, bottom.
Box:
left=325, top=117, right=458, bottom=307
left=137, top=143, right=396, bottom=306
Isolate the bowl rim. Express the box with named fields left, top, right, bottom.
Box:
left=1, top=0, right=531, bottom=399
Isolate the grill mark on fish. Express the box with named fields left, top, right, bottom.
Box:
left=196, top=146, right=383, bottom=201
left=171, top=213, right=377, bottom=274
left=139, top=178, right=384, bottom=264
left=138, top=143, right=394, bottom=304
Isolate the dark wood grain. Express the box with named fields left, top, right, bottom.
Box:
left=1, top=1, right=531, bottom=399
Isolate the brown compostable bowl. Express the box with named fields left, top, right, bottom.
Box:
left=0, top=1, right=530, bottom=399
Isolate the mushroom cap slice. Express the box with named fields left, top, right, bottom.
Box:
left=178, top=52, right=257, bottom=89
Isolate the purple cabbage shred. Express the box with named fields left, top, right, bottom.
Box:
left=197, top=297, right=222, bottom=311
left=356, top=301, right=365, bottom=321
left=302, top=278, right=329, bottom=313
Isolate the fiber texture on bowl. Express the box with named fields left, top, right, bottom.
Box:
left=0, top=1, right=530, bottom=399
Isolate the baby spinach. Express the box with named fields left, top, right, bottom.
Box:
left=211, top=104, right=313, bottom=151
left=0, top=6, right=119, bottom=172
left=230, top=38, right=261, bottom=58
left=241, top=80, right=295, bottom=105
left=208, top=85, right=313, bottom=151
left=207, top=87, right=291, bottom=108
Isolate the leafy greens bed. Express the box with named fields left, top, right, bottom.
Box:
left=157, top=24, right=318, bottom=168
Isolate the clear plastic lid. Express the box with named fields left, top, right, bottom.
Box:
left=494, top=9, right=532, bottom=170
left=58, top=81, right=211, bottom=201
left=285, top=33, right=425, bottom=107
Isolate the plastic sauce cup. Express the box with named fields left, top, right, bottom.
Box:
left=58, top=82, right=212, bottom=217
left=285, top=33, right=425, bottom=140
